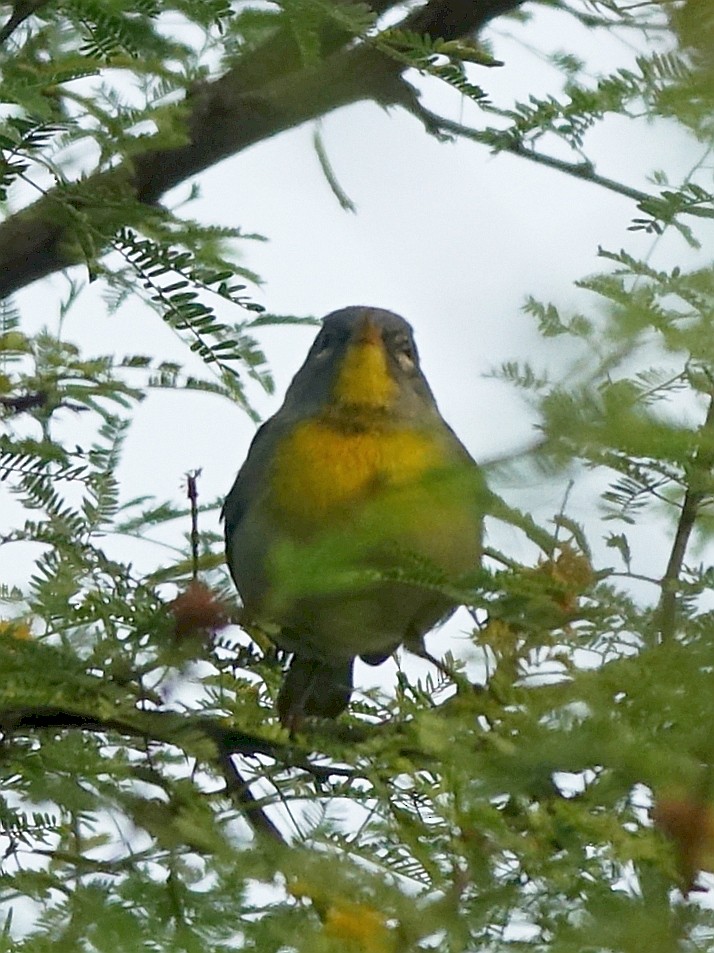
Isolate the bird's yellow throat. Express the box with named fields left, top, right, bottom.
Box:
left=268, top=339, right=440, bottom=531
left=332, top=337, right=397, bottom=409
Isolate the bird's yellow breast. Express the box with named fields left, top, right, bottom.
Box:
left=269, top=419, right=443, bottom=534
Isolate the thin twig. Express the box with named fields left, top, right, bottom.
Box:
left=553, top=480, right=575, bottom=544
left=186, top=469, right=201, bottom=580
left=658, top=391, right=714, bottom=641
left=410, top=107, right=714, bottom=221
left=217, top=750, right=288, bottom=845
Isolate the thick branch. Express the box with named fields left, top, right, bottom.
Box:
left=0, top=704, right=282, bottom=757
left=0, top=703, right=357, bottom=782
left=218, top=748, right=288, bottom=845
left=0, top=0, right=527, bottom=299
left=0, top=0, right=50, bottom=45
left=0, top=705, right=295, bottom=844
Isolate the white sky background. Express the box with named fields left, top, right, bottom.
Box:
left=5, top=3, right=714, bottom=696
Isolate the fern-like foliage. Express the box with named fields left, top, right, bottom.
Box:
left=0, top=0, right=281, bottom=406
left=0, top=116, right=72, bottom=201
left=507, top=248, right=714, bottom=556
left=376, top=28, right=499, bottom=105
left=110, top=226, right=270, bottom=414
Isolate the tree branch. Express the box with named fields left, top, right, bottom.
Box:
left=217, top=748, right=288, bottom=845
left=0, top=0, right=527, bottom=299
left=0, top=0, right=50, bottom=45
left=658, top=390, right=714, bottom=641
left=410, top=107, right=714, bottom=219
left=0, top=704, right=359, bottom=782
left=0, top=704, right=282, bottom=758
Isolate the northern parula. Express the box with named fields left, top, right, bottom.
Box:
left=223, top=307, right=483, bottom=727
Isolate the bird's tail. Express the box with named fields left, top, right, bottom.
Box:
left=278, top=656, right=354, bottom=729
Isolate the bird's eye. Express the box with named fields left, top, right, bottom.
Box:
left=393, top=334, right=416, bottom=370
left=314, top=333, right=333, bottom=357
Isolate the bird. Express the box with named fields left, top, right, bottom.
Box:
left=223, top=306, right=483, bottom=728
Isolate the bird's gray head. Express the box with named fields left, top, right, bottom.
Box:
left=281, top=306, right=439, bottom=421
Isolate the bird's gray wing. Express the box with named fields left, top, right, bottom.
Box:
left=221, top=416, right=291, bottom=550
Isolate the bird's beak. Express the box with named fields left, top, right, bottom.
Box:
left=332, top=313, right=395, bottom=409
left=353, top=312, right=384, bottom=347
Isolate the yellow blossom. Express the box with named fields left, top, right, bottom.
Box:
left=324, top=902, right=393, bottom=953
left=0, top=620, right=32, bottom=640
